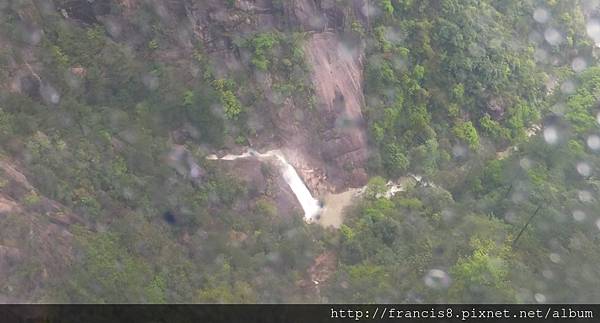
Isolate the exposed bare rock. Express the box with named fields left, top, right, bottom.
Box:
left=309, top=250, right=337, bottom=284
left=0, top=245, right=23, bottom=295
left=289, top=0, right=356, bottom=31
left=298, top=250, right=337, bottom=295
left=69, top=66, right=86, bottom=77
left=0, top=195, right=20, bottom=214
left=304, top=32, right=368, bottom=189
left=274, top=31, right=368, bottom=193
left=0, top=160, right=34, bottom=191
left=118, top=0, right=139, bottom=11
left=0, top=159, right=77, bottom=301
left=290, top=0, right=327, bottom=30
left=487, top=97, right=506, bottom=120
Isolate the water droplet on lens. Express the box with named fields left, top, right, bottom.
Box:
left=576, top=162, right=591, bottom=177
left=572, top=57, right=587, bottom=73
left=40, top=84, right=60, bottom=105
left=543, top=127, right=558, bottom=144
left=578, top=190, right=593, bottom=203
left=587, top=135, right=600, bottom=150
left=533, top=8, right=550, bottom=23
left=142, top=74, right=159, bottom=91
left=587, top=19, right=600, bottom=45
left=544, top=27, right=563, bottom=46
left=534, top=48, right=548, bottom=63
left=542, top=269, right=554, bottom=279
left=424, top=269, right=451, bottom=289
left=452, top=145, right=467, bottom=158
left=572, top=209, right=586, bottom=221
left=520, top=158, right=532, bottom=170
left=560, top=80, right=576, bottom=94
left=534, top=293, right=547, bottom=303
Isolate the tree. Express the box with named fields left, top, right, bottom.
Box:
left=365, top=176, right=387, bottom=199
left=453, top=121, right=480, bottom=149
left=212, top=79, right=243, bottom=120
left=449, top=238, right=515, bottom=302
left=383, top=142, right=409, bottom=177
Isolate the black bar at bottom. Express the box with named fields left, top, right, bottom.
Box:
left=0, top=304, right=597, bottom=323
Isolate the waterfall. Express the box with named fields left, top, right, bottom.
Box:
left=207, top=149, right=322, bottom=222
left=207, top=149, right=430, bottom=227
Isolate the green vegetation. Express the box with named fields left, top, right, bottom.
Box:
left=212, top=79, right=243, bottom=120
left=246, top=32, right=280, bottom=71
left=242, top=32, right=315, bottom=108
left=453, top=121, right=480, bottom=150
left=0, top=0, right=598, bottom=304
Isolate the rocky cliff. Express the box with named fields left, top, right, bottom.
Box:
left=183, top=0, right=370, bottom=193
left=53, top=0, right=371, bottom=194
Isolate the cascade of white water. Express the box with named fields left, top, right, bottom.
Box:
left=207, top=149, right=322, bottom=222
left=207, top=149, right=430, bottom=226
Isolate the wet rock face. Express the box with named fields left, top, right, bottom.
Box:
left=257, top=0, right=370, bottom=191
left=304, top=32, right=368, bottom=189
left=271, top=30, right=369, bottom=192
